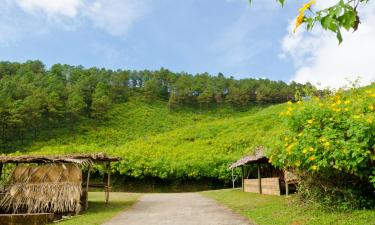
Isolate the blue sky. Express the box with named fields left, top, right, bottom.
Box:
left=0, top=0, right=374, bottom=87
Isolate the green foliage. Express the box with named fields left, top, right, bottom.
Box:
left=26, top=99, right=286, bottom=181
left=91, top=82, right=112, bottom=119
left=271, top=84, right=375, bottom=209
left=204, top=189, right=375, bottom=225
left=250, top=0, right=370, bottom=43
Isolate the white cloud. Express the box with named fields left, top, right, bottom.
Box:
left=85, top=0, right=151, bottom=36
left=16, top=0, right=82, bottom=17
left=281, top=1, right=375, bottom=89
left=3, top=0, right=152, bottom=38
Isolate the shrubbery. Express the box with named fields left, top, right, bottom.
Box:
left=271, top=84, right=375, bottom=209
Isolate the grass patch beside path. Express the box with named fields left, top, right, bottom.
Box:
left=57, top=192, right=141, bottom=225
left=202, top=189, right=375, bottom=225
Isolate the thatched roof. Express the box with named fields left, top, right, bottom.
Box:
left=1, top=164, right=82, bottom=214
left=0, top=153, right=120, bottom=166
left=229, top=147, right=268, bottom=169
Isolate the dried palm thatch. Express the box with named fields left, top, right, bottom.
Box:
left=0, top=153, right=121, bottom=165
left=284, top=169, right=299, bottom=184
left=229, top=146, right=268, bottom=169
left=0, top=164, right=82, bottom=214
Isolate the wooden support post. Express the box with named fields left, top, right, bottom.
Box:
left=105, top=162, right=111, bottom=204
left=231, top=168, right=235, bottom=189
left=85, top=166, right=91, bottom=211
left=241, top=166, right=244, bottom=192
left=257, top=163, right=262, bottom=194
left=286, top=182, right=289, bottom=197
left=0, top=163, right=3, bottom=178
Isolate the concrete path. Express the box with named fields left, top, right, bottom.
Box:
left=102, top=193, right=254, bottom=225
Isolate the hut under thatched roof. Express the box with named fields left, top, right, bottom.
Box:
left=0, top=153, right=120, bottom=216
left=229, top=146, right=298, bottom=196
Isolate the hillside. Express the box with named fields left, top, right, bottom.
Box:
left=26, top=99, right=286, bottom=181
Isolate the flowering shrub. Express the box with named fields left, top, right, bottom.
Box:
left=271, top=84, right=375, bottom=209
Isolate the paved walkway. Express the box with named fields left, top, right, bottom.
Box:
left=102, top=193, right=254, bottom=225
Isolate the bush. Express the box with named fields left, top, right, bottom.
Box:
left=270, top=84, right=375, bottom=209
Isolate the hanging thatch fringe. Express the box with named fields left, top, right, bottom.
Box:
left=0, top=182, right=82, bottom=214
left=0, top=164, right=82, bottom=214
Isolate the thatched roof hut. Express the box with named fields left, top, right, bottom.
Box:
left=229, top=146, right=298, bottom=196
left=0, top=153, right=120, bottom=215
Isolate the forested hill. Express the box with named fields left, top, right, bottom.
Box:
left=0, top=60, right=315, bottom=182
left=0, top=60, right=317, bottom=153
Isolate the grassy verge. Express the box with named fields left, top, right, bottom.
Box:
left=57, top=192, right=141, bottom=225
left=202, top=189, right=375, bottom=225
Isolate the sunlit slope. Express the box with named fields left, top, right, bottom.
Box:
left=29, top=100, right=286, bottom=180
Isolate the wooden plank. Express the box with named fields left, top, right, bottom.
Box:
left=244, top=178, right=280, bottom=196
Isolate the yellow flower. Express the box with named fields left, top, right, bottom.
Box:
left=298, top=132, right=303, bottom=137
left=294, top=0, right=316, bottom=32
left=268, top=156, right=273, bottom=163
left=336, top=100, right=342, bottom=105
left=367, top=117, right=373, bottom=124
left=284, top=137, right=289, bottom=141
left=309, top=156, right=315, bottom=161
left=344, top=108, right=349, bottom=112
left=288, top=107, right=293, bottom=111
left=302, top=148, right=308, bottom=154
left=287, top=143, right=295, bottom=151
left=297, top=101, right=302, bottom=104
left=295, top=161, right=301, bottom=167
left=307, top=119, right=314, bottom=124
left=285, top=111, right=292, bottom=116
left=287, top=101, right=293, bottom=105
left=311, top=165, right=317, bottom=171
left=323, top=142, right=330, bottom=148
left=353, top=115, right=360, bottom=119
left=344, top=100, right=351, bottom=105
left=309, top=147, right=315, bottom=152
left=369, top=105, right=374, bottom=111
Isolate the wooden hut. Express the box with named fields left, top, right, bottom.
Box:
left=0, top=153, right=120, bottom=217
left=229, top=147, right=298, bottom=196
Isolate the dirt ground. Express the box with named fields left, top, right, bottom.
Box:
left=102, top=192, right=254, bottom=225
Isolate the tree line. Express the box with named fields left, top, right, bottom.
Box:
left=0, top=60, right=317, bottom=151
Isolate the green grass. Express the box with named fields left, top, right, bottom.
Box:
left=25, top=99, right=287, bottom=180
left=57, top=192, right=141, bottom=225
left=202, top=189, right=375, bottom=225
